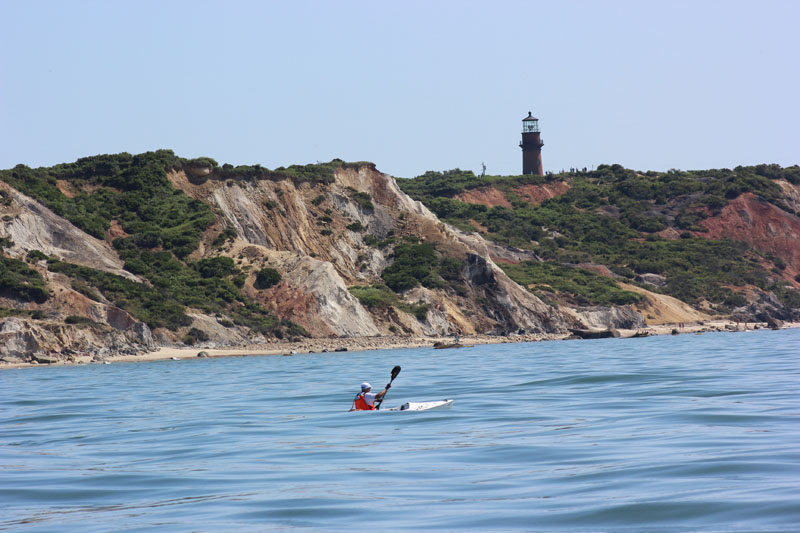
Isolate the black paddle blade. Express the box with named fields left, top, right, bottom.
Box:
left=377, top=365, right=401, bottom=411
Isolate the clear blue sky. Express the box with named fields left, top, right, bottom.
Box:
left=1, top=0, right=798, bottom=178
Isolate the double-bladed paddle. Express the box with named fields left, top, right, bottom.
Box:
left=375, top=365, right=401, bottom=410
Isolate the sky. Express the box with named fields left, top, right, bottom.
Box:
left=1, top=0, right=798, bottom=179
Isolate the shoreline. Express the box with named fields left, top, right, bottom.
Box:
left=3, top=319, right=797, bottom=370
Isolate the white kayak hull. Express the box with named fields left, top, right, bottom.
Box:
left=384, top=399, right=454, bottom=411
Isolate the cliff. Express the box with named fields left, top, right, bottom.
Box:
left=169, top=164, right=576, bottom=337
left=0, top=156, right=580, bottom=362
left=2, top=154, right=797, bottom=363
left=399, top=165, right=800, bottom=324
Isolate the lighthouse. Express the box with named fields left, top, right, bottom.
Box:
left=520, top=112, right=544, bottom=175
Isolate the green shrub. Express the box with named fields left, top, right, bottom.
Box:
left=212, top=226, right=237, bottom=247
left=346, top=221, right=364, bottom=232
left=65, top=315, right=97, bottom=326
left=609, top=264, right=635, bottom=278
left=184, top=156, right=218, bottom=168
left=0, top=307, right=44, bottom=319
left=409, top=303, right=429, bottom=320
left=349, top=284, right=430, bottom=321
left=364, top=234, right=394, bottom=248
left=349, top=284, right=397, bottom=308
left=773, top=285, right=800, bottom=309
left=26, top=250, right=49, bottom=262
left=501, top=261, right=642, bottom=306
left=382, top=241, right=440, bottom=292
left=438, top=257, right=463, bottom=281
left=254, top=268, right=281, bottom=289
left=0, top=255, right=50, bottom=303
left=723, top=293, right=748, bottom=308
left=183, top=327, right=209, bottom=345
left=71, top=279, right=101, bottom=301
left=349, top=189, right=374, bottom=211
left=48, top=259, right=191, bottom=330
left=196, top=256, right=237, bottom=278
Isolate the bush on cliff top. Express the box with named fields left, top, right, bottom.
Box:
left=0, top=151, right=309, bottom=337
left=398, top=164, right=798, bottom=309
left=0, top=150, right=213, bottom=258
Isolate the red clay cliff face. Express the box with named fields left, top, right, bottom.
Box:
left=699, top=193, right=800, bottom=285
left=456, top=188, right=513, bottom=208
left=455, top=182, right=570, bottom=208
left=514, top=182, right=571, bottom=204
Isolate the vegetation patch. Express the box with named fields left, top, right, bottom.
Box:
left=1, top=151, right=214, bottom=258
left=183, top=327, right=209, bottom=345
left=0, top=307, right=45, bottom=319
left=0, top=255, right=50, bottom=303
left=26, top=250, right=49, bottom=262
left=65, top=315, right=104, bottom=328
left=500, top=261, right=641, bottom=306
left=364, top=234, right=395, bottom=248
left=212, top=226, right=237, bottom=247
left=346, top=221, right=365, bottom=232
left=379, top=239, right=468, bottom=296
left=254, top=268, right=281, bottom=290
left=398, top=164, right=800, bottom=310
left=399, top=168, right=552, bottom=199
left=207, top=158, right=374, bottom=186
left=349, top=284, right=429, bottom=320
left=346, top=188, right=374, bottom=211
left=382, top=240, right=441, bottom=292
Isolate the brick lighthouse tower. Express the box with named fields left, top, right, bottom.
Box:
left=520, top=111, right=544, bottom=175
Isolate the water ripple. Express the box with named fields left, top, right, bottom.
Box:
left=1, top=328, right=800, bottom=531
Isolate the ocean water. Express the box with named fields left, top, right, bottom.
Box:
left=1, top=328, right=799, bottom=532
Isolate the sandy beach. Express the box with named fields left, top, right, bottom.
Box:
left=4, top=319, right=795, bottom=370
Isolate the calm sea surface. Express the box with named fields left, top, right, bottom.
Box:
left=2, top=328, right=799, bottom=532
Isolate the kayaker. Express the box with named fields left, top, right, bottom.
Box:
left=351, top=382, right=390, bottom=411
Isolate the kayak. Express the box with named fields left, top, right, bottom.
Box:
left=384, top=399, right=454, bottom=411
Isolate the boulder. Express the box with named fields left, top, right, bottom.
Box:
left=564, top=305, right=646, bottom=330
left=635, top=273, right=667, bottom=288
left=569, top=328, right=620, bottom=339
left=31, top=353, right=58, bottom=364
left=766, top=316, right=784, bottom=330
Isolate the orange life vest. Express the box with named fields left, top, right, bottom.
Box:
left=353, top=392, right=374, bottom=410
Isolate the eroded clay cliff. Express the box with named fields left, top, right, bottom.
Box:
left=168, top=164, right=578, bottom=338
